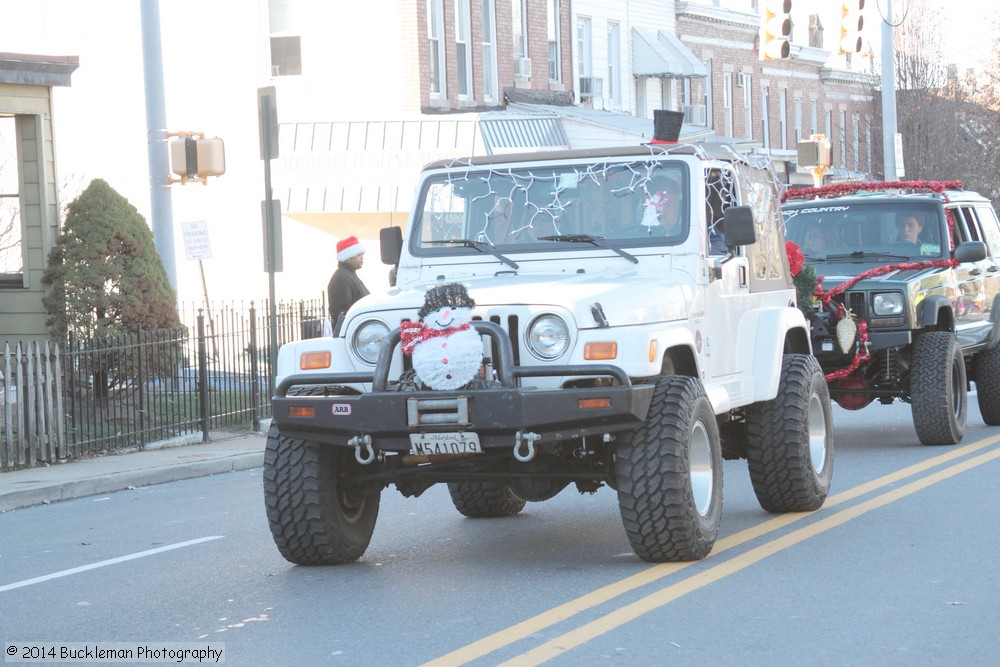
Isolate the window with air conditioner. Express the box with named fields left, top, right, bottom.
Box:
left=683, top=104, right=707, bottom=126
left=579, top=77, right=603, bottom=97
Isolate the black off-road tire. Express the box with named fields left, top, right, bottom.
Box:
left=745, top=355, right=834, bottom=513
left=973, top=345, right=1000, bottom=425
left=911, top=331, right=967, bottom=445
left=263, top=426, right=380, bottom=565
left=615, top=375, right=723, bottom=562
left=447, top=482, right=526, bottom=517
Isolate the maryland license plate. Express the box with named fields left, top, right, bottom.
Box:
left=408, top=432, right=483, bottom=456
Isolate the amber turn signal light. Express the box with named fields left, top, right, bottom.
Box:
left=584, top=342, right=617, bottom=360
left=300, top=351, right=331, bottom=370
left=288, top=406, right=316, bottom=417
left=578, top=397, right=611, bottom=409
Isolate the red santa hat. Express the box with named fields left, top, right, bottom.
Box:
left=336, top=236, right=365, bottom=262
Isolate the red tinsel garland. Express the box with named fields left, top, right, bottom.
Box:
left=782, top=179, right=964, bottom=203
left=813, top=258, right=958, bottom=307
left=825, top=320, right=870, bottom=382
left=814, top=259, right=956, bottom=381
left=783, top=179, right=965, bottom=381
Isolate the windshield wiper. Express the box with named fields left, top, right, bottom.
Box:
left=428, top=239, right=519, bottom=269
left=537, top=234, right=638, bottom=264
left=825, top=251, right=911, bottom=262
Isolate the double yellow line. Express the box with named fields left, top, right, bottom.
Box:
left=424, top=433, right=1000, bottom=667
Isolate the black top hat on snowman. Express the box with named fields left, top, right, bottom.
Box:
left=650, top=109, right=684, bottom=145
left=418, top=283, right=476, bottom=319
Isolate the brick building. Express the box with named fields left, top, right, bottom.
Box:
left=675, top=2, right=874, bottom=186
left=267, top=1, right=876, bottom=239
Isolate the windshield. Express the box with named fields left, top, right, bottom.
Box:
left=412, top=161, right=690, bottom=253
left=782, top=200, right=946, bottom=260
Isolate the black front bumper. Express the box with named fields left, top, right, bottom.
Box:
left=272, top=383, right=653, bottom=450
left=271, top=322, right=654, bottom=451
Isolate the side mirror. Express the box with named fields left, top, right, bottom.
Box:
left=954, top=240, right=987, bottom=264
left=722, top=206, right=757, bottom=247
left=380, top=226, right=403, bottom=265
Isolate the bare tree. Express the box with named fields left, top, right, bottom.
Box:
left=0, top=145, right=23, bottom=273
left=864, top=0, right=1000, bottom=207
left=0, top=169, right=88, bottom=275
left=958, top=26, right=1000, bottom=201
left=0, top=194, right=20, bottom=271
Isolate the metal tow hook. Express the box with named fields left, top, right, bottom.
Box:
left=349, top=434, right=375, bottom=465
left=513, top=430, right=540, bottom=462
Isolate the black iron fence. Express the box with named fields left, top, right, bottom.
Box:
left=1, top=297, right=327, bottom=471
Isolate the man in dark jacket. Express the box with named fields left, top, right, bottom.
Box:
left=327, top=236, right=370, bottom=334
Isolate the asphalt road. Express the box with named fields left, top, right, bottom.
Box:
left=3, top=398, right=1000, bottom=666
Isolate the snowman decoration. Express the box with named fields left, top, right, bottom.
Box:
left=400, top=283, right=482, bottom=390
left=641, top=189, right=665, bottom=229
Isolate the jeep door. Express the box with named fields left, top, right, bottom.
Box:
left=950, top=204, right=998, bottom=346
left=702, top=164, right=788, bottom=380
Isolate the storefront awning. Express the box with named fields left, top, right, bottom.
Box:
left=632, top=28, right=707, bottom=79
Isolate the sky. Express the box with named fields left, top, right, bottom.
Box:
left=0, top=0, right=352, bottom=307
left=1, top=0, right=996, bottom=306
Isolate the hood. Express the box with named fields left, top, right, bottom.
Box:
left=351, top=268, right=695, bottom=329
left=818, top=263, right=947, bottom=291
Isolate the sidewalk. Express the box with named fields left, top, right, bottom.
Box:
left=0, top=428, right=268, bottom=513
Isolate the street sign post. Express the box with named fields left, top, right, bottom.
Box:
left=258, top=86, right=281, bottom=405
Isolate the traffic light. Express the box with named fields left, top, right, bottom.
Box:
left=797, top=134, right=831, bottom=187
left=169, top=134, right=226, bottom=184
left=839, top=0, right=865, bottom=54
left=797, top=134, right=831, bottom=169
left=759, top=0, right=792, bottom=60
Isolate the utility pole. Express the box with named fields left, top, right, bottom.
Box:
left=881, top=0, right=900, bottom=180
left=140, top=0, right=178, bottom=294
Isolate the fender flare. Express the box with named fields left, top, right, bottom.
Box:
left=752, top=307, right=811, bottom=401
left=986, top=293, right=1000, bottom=349
left=916, top=294, right=953, bottom=329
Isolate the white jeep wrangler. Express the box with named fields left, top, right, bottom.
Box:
left=265, top=141, right=834, bottom=565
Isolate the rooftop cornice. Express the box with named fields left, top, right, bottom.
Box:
left=0, top=52, right=79, bottom=87
left=675, top=1, right=759, bottom=32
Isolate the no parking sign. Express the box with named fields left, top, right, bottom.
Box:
left=182, top=220, right=212, bottom=260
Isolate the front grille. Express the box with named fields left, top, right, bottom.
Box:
left=846, top=291, right=867, bottom=320
left=385, top=311, right=523, bottom=371
left=474, top=313, right=520, bottom=366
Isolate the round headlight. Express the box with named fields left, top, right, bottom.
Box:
left=872, top=292, right=904, bottom=316
left=526, top=314, right=570, bottom=360
left=352, top=320, right=390, bottom=365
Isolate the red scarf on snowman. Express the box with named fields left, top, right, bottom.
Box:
left=400, top=320, right=471, bottom=355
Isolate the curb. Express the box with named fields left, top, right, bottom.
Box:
left=0, top=452, right=264, bottom=513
